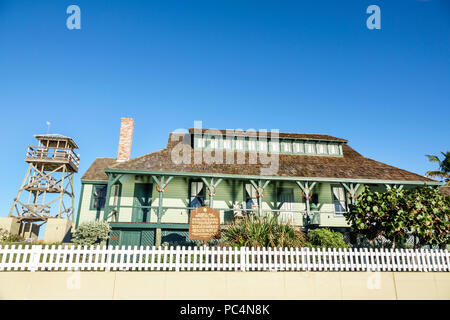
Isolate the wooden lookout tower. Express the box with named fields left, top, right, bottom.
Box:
left=7, top=134, right=79, bottom=241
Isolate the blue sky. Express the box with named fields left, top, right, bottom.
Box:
left=0, top=0, right=449, bottom=219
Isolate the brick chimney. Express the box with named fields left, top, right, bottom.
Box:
left=117, top=118, right=134, bottom=162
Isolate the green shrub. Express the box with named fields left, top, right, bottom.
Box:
left=347, top=186, right=449, bottom=248
left=222, top=215, right=305, bottom=248
left=72, top=221, right=111, bottom=246
left=305, top=228, right=348, bottom=249
left=0, top=228, right=24, bottom=244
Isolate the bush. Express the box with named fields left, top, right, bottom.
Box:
left=222, top=215, right=305, bottom=248
left=347, top=186, right=449, bottom=248
left=0, top=228, right=24, bottom=243
left=305, top=228, right=348, bottom=249
left=72, top=221, right=111, bottom=246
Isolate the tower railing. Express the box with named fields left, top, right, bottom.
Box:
left=25, top=146, right=80, bottom=169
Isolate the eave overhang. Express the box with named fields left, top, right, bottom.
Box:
left=104, top=168, right=442, bottom=186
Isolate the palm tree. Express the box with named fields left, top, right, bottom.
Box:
left=425, top=151, right=450, bottom=186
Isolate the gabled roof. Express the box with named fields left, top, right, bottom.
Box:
left=81, top=131, right=436, bottom=184
left=82, top=158, right=117, bottom=181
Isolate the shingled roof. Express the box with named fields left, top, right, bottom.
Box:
left=439, top=186, right=450, bottom=197
left=82, top=158, right=117, bottom=181
left=81, top=131, right=436, bottom=183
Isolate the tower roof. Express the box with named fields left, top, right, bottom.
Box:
left=34, top=134, right=78, bottom=149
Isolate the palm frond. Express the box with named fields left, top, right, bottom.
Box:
left=425, top=170, right=445, bottom=178
left=425, top=155, right=440, bottom=163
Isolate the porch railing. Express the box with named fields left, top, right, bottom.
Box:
left=106, top=204, right=340, bottom=226
left=0, top=245, right=448, bottom=272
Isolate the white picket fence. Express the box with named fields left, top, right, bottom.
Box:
left=0, top=245, right=449, bottom=272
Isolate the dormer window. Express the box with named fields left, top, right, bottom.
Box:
left=270, top=141, right=280, bottom=153
left=223, top=139, right=232, bottom=150
left=305, top=142, right=315, bottom=154
left=210, top=137, right=219, bottom=149
left=282, top=141, right=292, bottom=153
left=293, top=142, right=304, bottom=153
left=236, top=138, right=244, bottom=151
left=328, top=144, right=339, bottom=155
left=258, top=140, right=267, bottom=152
left=248, top=139, right=257, bottom=151
left=192, top=132, right=344, bottom=156
left=316, top=143, right=327, bottom=155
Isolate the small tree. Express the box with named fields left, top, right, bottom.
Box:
left=403, top=186, right=449, bottom=247
left=305, top=228, right=348, bottom=249
left=346, top=186, right=449, bottom=248
left=72, top=221, right=111, bottom=246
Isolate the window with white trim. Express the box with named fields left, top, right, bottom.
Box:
left=248, top=139, right=257, bottom=151
left=235, top=138, right=244, bottom=151
left=316, top=143, right=327, bottom=155
left=305, top=142, right=315, bottom=154
left=328, top=143, right=339, bottom=155
left=293, top=142, right=304, bottom=153
left=282, top=141, right=292, bottom=153
left=209, top=137, right=219, bottom=149
left=223, top=138, right=232, bottom=150
left=258, top=140, right=267, bottom=152
left=332, top=185, right=348, bottom=215
left=244, top=183, right=258, bottom=210
left=196, top=136, right=205, bottom=149
left=270, top=141, right=280, bottom=153
left=189, top=181, right=205, bottom=208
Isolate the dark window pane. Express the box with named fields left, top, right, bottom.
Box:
left=93, top=185, right=107, bottom=209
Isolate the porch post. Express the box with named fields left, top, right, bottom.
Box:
left=201, top=177, right=223, bottom=208
left=151, top=175, right=174, bottom=247
left=341, top=182, right=361, bottom=205
left=151, top=175, right=174, bottom=222
left=296, top=181, right=317, bottom=214
left=103, top=173, right=123, bottom=221
left=249, top=179, right=270, bottom=217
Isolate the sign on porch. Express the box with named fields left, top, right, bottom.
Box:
left=189, top=206, right=220, bottom=242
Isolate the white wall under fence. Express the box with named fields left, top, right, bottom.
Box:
left=0, top=245, right=449, bottom=272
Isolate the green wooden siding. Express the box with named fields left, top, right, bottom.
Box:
left=80, top=174, right=433, bottom=236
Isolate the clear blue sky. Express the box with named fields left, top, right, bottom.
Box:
left=0, top=0, right=449, bottom=218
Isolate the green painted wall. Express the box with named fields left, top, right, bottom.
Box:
left=77, top=183, right=106, bottom=224
left=78, top=175, right=355, bottom=228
